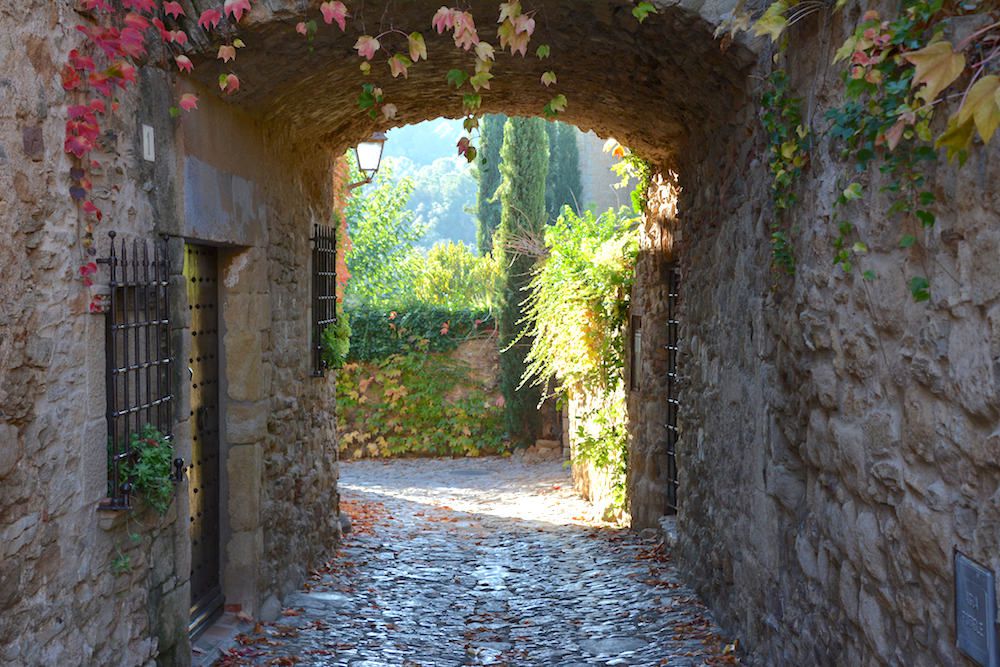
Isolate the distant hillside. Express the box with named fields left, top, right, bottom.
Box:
left=379, top=118, right=625, bottom=251
left=384, top=119, right=477, bottom=249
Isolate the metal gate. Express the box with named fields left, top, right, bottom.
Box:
left=185, top=244, right=224, bottom=635
left=665, top=265, right=680, bottom=514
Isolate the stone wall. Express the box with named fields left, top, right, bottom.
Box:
left=0, top=5, right=189, bottom=664
left=628, top=9, right=1000, bottom=667
left=0, top=4, right=341, bottom=663
left=159, top=79, right=342, bottom=622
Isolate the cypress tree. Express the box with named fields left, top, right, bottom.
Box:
left=544, top=121, right=583, bottom=223
left=544, top=122, right=561, bottom=223
left=496, top=117, right=549, bottom=447
left=475, top=114, right=507, bottom=255
left=555, top=122, right=582, bottom=216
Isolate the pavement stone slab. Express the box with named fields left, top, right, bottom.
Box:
left=215, top=458, right=740, bottom=667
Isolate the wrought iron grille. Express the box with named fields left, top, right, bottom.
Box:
left=665, top=265, right=680, bottom=514
left=312, top=223, right=338, bottom=377
left=630, top=315, right=642, bottom=391
left=99, top=232, right=174, bottom=510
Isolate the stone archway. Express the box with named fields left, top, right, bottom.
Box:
left=178, top=0, right=756, bottom=168
left=151, top=1, right=759, bottom=628
left=154, top=0, right=761, bottom=642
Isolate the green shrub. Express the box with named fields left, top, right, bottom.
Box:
left=321, top=311, right=351, bottom=370
left=337, top=340, right=505, bottom=458
left=347, top=304, right=495, bottom=362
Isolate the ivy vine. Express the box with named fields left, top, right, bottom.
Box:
left=738, top=0, right=1000, bottom=299
left=760, top=70, right=810, bottom=276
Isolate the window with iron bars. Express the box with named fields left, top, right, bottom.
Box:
left=665, top=265, right=680, bottom=514
left=98, top=232, right=175, bottom=510
left=311, top=223, right=338, bottom=376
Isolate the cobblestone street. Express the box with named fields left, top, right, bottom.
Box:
left=216, top=458, right=738, bottom=666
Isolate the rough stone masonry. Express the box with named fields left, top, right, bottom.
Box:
left=2, top=0, right=1000, bottom=666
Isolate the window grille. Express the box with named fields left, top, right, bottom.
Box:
left=630, top=315, right=642, bottom=391
left=311, top=223, right=338, bottom=376
left=665, top=265, right=680, bottom=514
left=98, top=232, right=174, bottom=510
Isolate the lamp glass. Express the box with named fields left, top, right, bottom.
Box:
left=355, top=133, right=387, bottom=178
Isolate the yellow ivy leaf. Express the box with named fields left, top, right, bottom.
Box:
left=935, top=114, right=975, bottom=163
left=752, top=1, right=789, bottom=42
left=833, top=36, right=856, bottom=64
left=903, top=41, right=966, bottom=104
left=957, top=75, right=1000, bottom=144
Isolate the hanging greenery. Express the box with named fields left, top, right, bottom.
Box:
left=518, top=205, right=640, bottom=505
left=121, top=425, right=176, bottom=516
left=728, top=0, right=1000, bottom=298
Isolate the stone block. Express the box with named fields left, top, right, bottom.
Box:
left=0, top=423, right=21, bottom=479
left=228, top=444, right=262, bottom=533
left=225, top=331, right=264, bottom=401
left=765, top=464, right=804, bottom=512
left=224, top=530, right=263, bottom=614
left=227, top=400, right=269, bottom=444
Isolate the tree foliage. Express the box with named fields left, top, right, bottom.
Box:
left=408, top=241, right=503, bottom=310
left=496, top=116, right=549, bottom=446
left=388, top=155, right=479, bottom=247
left=476, top=113, right=507, bottom=255
left=343, top=161, right=427, bottom=308
left=545, top=121, right=582, bottom=223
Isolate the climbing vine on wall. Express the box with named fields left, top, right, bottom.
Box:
left=760, top=70, right=810, bottom=275
left=517, top=205, right=640, bottom=506
left=733, top=0, right=1000, bottom=297
left=337, top=338, right=506, bottom=458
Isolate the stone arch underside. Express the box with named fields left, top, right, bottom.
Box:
left=180, top=0, right=756, bottom=168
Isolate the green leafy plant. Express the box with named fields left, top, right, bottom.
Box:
left=337, top=340, right=506, bottom=458
left=760, top=70, right=810, bottom=275
left=604, top=140, right=652, bottom=214
left=121, top=425, right=176, bottom=516
left=573, top=396, right=629, bottom=509
left=517, top=205, right=640, bottom=506
left=519, top=206, right=640, bottom=395
left=746, top=0, right=1000, bottom=300
left=347, top=305, right=496, bottom=362
left=321, top=310, right=352, bottom=370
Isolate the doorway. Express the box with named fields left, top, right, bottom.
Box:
left=184, top=243, right=224, bottom=635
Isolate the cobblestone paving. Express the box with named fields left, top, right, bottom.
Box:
left=218, top=458, right=740, bottom=667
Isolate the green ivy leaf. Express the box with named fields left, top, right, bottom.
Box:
left=899, top=234, right=917, bottom=248
left=632, top=1, right=657, bottom=23
left=909, top=276, right=931, bottom=302
left=843, top=182, right=864, bottom=201
left=446, top=69, right=470, bottom=89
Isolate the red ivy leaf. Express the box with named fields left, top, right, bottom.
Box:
left=198, top=9, right=222, bottom=30
left=163, top=1, right=184, bottom=18
left=224, top=0, right=252, bottom=23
